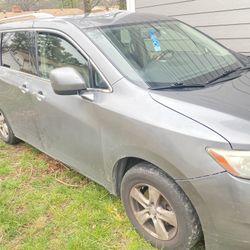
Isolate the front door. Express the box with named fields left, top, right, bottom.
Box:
left=30, top=32, right=108, bottom=182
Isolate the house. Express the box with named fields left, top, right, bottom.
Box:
left=126, top=0, right=250, bottom=55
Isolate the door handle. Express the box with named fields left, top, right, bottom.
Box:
left=19, top=84, right=29, bottom=94
left=35, top=91, right=45, bottom=101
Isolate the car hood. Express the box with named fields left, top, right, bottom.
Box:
left=149, top=72, right=250, bottom=149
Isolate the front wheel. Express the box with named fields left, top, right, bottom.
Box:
left=121, top=163, right=202, bottom=250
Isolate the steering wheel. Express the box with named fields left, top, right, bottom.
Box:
left=154, top=49, right=175, bottom=61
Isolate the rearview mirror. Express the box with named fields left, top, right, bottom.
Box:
left=50, top=67, right=87, bottom=95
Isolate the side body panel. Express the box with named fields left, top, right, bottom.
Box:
left=90, top=79, right=229, bottom=190
left=0, top=67, right=43, bottom=149
left=29, top=77, right=108, bottom=185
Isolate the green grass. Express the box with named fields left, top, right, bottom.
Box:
left=0, top=140, right=205, bottom=250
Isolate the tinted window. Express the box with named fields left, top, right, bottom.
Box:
left=2, top=32, right=37, bottom=75
left=37, top=33, right=90, bottom=87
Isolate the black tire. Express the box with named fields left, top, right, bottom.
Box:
left=121, top=163, right=202, bottom=250
left=0, top=110, right=20, bottom=145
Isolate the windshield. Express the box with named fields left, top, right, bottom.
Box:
left=85, top=20, right=242, bottom=88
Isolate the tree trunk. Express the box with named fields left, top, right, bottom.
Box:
left=119, top=0, right=126, bottom=10
left=82, top=0, right=85, bottom=12
left=85, top=0, right=92, bottom=12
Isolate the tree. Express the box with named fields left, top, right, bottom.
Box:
left=83, top=0, right=126, bottom=13
left=83, top=0, right=101, bottom=12
left=0, top=0, right=64, bottom=11
left=119, top=0, right=126, bottom=10
left=0, top=0, right=127, bottom=12
left=9, top=0, right=40, bottom=11
left=101, top=0, right=117, bottom=10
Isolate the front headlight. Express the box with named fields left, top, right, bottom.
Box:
left=207, top=148, right=250, bottom=179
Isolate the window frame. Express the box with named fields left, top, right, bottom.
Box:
left=0, top=28, right=112, bottom=93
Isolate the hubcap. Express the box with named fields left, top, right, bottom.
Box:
left=0, top=112, right=9, bottom=140
left=129, top=184, right=177, bottom=240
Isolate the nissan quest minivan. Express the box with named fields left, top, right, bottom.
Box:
left=1, top=11, right=250, bottom=250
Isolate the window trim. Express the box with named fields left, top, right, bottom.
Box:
left=89, top=59, right=111, bottom=91
left=0, top=28, right=112, bottom=93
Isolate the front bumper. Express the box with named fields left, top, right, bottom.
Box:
left=177, top=172, right=250, bottom=250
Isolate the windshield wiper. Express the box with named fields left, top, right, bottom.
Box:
left=206, top=67, right=241, bottom=85
left=150, top=82, right=205, bottom=90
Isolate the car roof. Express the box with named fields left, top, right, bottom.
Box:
left=0, top=11, right=174, bottom=31
left=63, top=11, right=174, bottom=29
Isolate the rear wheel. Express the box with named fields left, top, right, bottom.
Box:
left=121, top=163, right=202, bottom=250
left=0, top=111, right=20, bottom=145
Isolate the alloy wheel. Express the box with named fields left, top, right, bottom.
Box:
left=129, top=184, right=178, bottom=241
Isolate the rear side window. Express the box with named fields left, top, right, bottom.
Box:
left=1, top=32, right=37, bottom=75
left=37, top=33, right=90, bottom=87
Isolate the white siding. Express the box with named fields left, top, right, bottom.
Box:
left=126, top=0, right=135, bottom=12
left=135, top=0, right=250, bottom=54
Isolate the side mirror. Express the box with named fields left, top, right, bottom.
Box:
left=50, top=67, right=87, bottom=95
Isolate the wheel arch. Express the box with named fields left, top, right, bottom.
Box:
left=111, top=155, right=207, bottom=246
left=117, top=158, right=204, bottom=249
left=112, top=157, right=143, bottom=196
left=111, top=155, right=185, bottom=197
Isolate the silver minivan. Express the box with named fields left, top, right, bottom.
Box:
left=1, top=11, right=250, bottom=250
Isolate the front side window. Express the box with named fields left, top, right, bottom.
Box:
left=85, top=20, right=243, bottom=88
left=2, top=31, right=37, bottom=75
left=92, top=66, right=109, bottom=89
left=37, top=33, right=91, bottom=87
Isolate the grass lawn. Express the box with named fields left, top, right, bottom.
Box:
left=0, top=140, right=205, bottom=250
